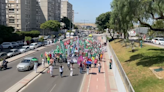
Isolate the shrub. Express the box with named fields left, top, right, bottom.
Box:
left=25, top=36, right=32, bottom=42
left=58, top=33, right=62, bottom=36
left=38, top=37, right=44, bottom=42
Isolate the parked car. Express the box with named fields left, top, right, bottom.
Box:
left=7, top=49, right=20, bottom=57
left=151, top=38, right=164, bottom=45
left=17, top=57, right=38, bottom=71
left=11, top=42, right=19, bottom=47
left=37, top=42, right=44, bottom=47
left=19, top=46, right=30, bottom=53
left=17, top=41, right=24, bottom=46
left=0, top=45, right=3, bottom=51
left=0, top=52, right=7, bottom=60
left=58, top=35, right=65, bottom=41
left=29, top=43, right=38, bottom=50
left=1, top=42, right=13, bottom=49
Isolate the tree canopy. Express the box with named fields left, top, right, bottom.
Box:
left=40, top=20, right=60, bottom=31
left=95, top=12, right=111, bottom=31
left=61, top=17, right=73, bottom=29
left=111, top=0, right=164, bottom=31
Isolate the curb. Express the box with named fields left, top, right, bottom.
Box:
left=5, top=64, right=49, bottom=92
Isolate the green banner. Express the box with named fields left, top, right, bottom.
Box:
left=60, top=41, right=66, bottom=58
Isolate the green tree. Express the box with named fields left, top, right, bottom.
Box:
left=61, top=17, right=73, bottom=30
left=40, top=20, right=60, bottom=31
left=111, top=0, right=164, bottom=32
left=95, top=12, right=111, bottom=31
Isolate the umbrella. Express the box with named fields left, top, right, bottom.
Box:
left=86, top=61, right=92, bottom=64
left=31, top=58, right=38, bottom=62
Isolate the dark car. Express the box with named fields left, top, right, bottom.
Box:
left=0, top=52, right=7, bottom=60
left=0, top=45, right=3, bottom=51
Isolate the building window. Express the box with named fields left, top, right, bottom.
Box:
left=9, top=19, right=15, bottom=23
left=17, top=24, right=19, bottom=27
left=9, top=9, right=14, bottom=13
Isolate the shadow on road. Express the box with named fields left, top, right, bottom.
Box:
left=89, top=72, right=97, bottom=75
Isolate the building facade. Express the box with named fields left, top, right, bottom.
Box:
left=0, top=0, right=6, bottom=25
left=6, top=0, right=61, bottom=31
left=61, top=0, right=73, bottom=21
left=6, top=0, right=36, bottom=31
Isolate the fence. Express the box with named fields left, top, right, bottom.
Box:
left=107, top=42, right=135, bottom=92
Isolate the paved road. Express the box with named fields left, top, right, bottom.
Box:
left=0, top=43, right=61, bottom=92
left=22, top=63, right=84, bottom=92
left=144, top=42, right=164, bottom=48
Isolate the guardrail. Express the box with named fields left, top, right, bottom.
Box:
left=108, top=42, right=135, bottom=92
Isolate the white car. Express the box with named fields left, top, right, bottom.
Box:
left=66, top=32, right=70, bottom=38
left=17, top=41, right=24, bottom=46
left=1, top=42, right=13, bottom=49
left=29, top=43, right=38, bottom=50
left=7, top=49, right=20, bottom=57
left=19, top=46, right=30, bottom=53
left=152, top=38, right=164, bottom=45
left=11, top=42, right=19, bottom=47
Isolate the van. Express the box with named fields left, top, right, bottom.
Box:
left=66, top=32, right=70, bottom=38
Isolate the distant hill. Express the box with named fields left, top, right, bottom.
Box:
left=74, top=23, right=97, bottom=27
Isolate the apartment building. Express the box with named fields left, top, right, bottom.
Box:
left=35, top=0, right=61, bottom=30
left=61, top=0, right=73, bottom=22
left=0, top=0, right=6, bottom=25
left=6, top=0, right=36, bottom=31
left=6, top=0, right=61, bottom=31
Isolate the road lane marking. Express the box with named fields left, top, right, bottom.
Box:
left=97, top=78, right=98, bottom=81
left=18, top=68, right=49, bottom=92
left=49, top=84, right=56, bottom=92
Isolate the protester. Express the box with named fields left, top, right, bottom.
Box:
left=79, top=62, right=83, bottom=74
left=94, top=59, right=98, bottom=68
left=109, top=59, right=112, bottom=69
left=67, top=60, right=70, bottom=70
left=42, top=58, right=45, bottom=68
left=70, top=64, right=73, bottom=76
left=86, top=64, right=90, bottom=75
left=49, top=64, right=54, bottom=77
left=59, top=65, right=64, bottom=78
left=34, top=61, right=38, bottom=73
left=98, top=62, right=101, bottom=73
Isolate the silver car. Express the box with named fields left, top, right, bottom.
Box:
left=17, top=57, right=37, bottom=71
left=7, top=49, right=20, bottom=57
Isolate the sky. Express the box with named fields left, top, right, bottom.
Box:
left=68, top=0, right=112, bottom=23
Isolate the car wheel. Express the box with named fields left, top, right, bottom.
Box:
left=8, top=46, right=11, bottom=49
left=28, top=66, right=31, bottom=71
left=159, top=43, right=161, bottom=45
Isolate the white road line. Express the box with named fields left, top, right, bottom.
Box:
left=96, top=85, right=98, bottom=89
left=87, top=69, right=92, bottom=92
left=49, top=84, right=56, bottom=92
left=97, top=78, right=98, bottom=81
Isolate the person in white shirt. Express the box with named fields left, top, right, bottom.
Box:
left=49, top=64, right=54, bottom=77
left=59, top=65, right=64, bottom=78
left=70, top=64, right=73, bottom=76
left=42, top=58, right=45, bottom=68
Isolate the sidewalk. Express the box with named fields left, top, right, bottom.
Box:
left=80, top=52, right=118, bottom=92
left=80, top=36, right=118, bottom=92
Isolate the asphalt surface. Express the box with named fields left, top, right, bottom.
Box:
left=22, top=63, right=84, bottom=92
left=0, top=42, right=61, bottom=92
left=21, top=34, right=98, bottom=92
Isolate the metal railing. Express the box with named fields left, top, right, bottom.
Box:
left=108, top=42, right=135, bottom=92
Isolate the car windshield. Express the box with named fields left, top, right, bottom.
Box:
left=30, top=44, right=34, bottom=46
left=22, top=47, right=27, bottom=49
left=21, top=59, right=30, bottom=63
left=160, top=39, right=164, bottom=41
left=8, top=51, right=14, bottom=53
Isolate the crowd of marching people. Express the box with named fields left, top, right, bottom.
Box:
left=37, top=35, right=108, bottom=77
